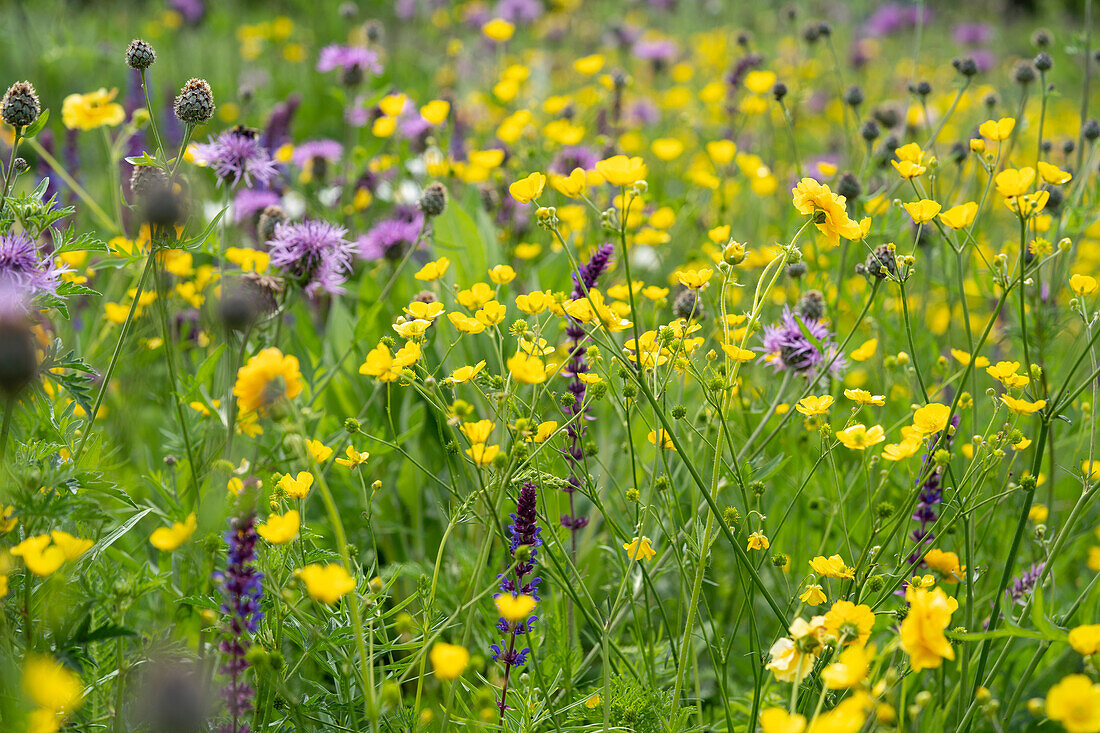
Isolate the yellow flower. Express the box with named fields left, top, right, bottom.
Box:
left=1001, top=394, right=1046, bottom=415
left=721, top=344, right=756, bottom=362
left=584, top=693, right=602, bottom=709
left=11, top=535, right=68, bottom=577
left=747, top=531, right=770, bottom=550
left=257, top=510, right=300, bottom=544
left=835, top=424, right=886, bottom=450
left=850, top=338, right=878, bottom=362
left=447, top=361, right=486, bottom=385
left=799, top=584, right=827, bottom=606
left=414, top=257, right=450, bottom=281
left=404, top=301, right=445, bottom=321
left=844, top=389, right=885, bottom=406
left=225, top=247, right=270, bottom=274
left=791, top=178, right=863, bottom=248
left=358, top=341, right=421, bottom=382
left=509, top=172, right=546, bottom=204
left=482, top=18, right=515, bottom=41
left=899, top=585, right=958, bottom=672
left=1070, top=274, right=1097, bottom=297
left=234, top=348, right=303, bottom=416
left=23, top=656, right=83, bottom=714
left=923, top=549, right=965, bottom=583
left=810, top=554, right=855, bottom=580
left=651, top=137, right=684, bottom=161
left=307, top=439, right=333, bottom=463
left=465, top=443, right=500, bottom=466
left=279, top=471, right=314, bottom=499
left=995, top=167, right=1036, bottom=198
left=529, top=421, right=557, bottom=443
left=823, top=600, right=875, bottom=646
left=419, top=100, right=450, bottom=125
left=822, top=643, right=875, bottom=690
left=335, top=445, right=368, bottom=469
left=595, top=155, right=647, bottom=186
left=978, top=117, right=1015, bottom=142
left=903, top=199, right=942, bottom=224
left=149, top=513, right=197, bottom=552
left=623, top=536, right=656, bottom=562
left=393, top=319, right=430, bottom=340
left=430, top=642, right=470, bottom=680
left=62, top=88, right=125, bottom=130
left=767, top=617, right=826, bottom=683
left=1029, top=504, right=1049, bottom=522
left=647, top=429, right=675, bottom=449
left=573, top=54, right=605, bottom=75
left=675, top=268, right=712, bottom=289
left=912, top=403, right=950, bottom=435
left=0, top=504, right=15, bottom=533
left=759, top=708, right=807, bottom=733
left=1068, top=625, right=1100, bottom=656
left=49, top=530, right=92, bottom=560
left=507, top=352, right=547, bottom=384
left=495, top=593, right=536, bottom=622
left=1045, top=675, right=1100, bottom=733
left=1037, top=160, right=1072, bottom=185
left=488, top=264, right=516, bottom=285
left=938, top=202, right=978, bottom=229
left=796, top=395, right=834, bottom=416
left=298, top=563, right=356, bottom=604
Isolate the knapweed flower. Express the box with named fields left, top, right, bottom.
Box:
left=761, top=307, right=846, bottom=376
left=149, top=513, right=198, bottom=552
left=1045, top=675, right=1100, bottom=733
left=214, top=514, right=262, bottom=732
left=267, top=219, right=355, bottom=296
left=316, top=44, right=382, bottom=79
left=62, top=88, right=125, bottom=130
left=357, top=209, right=424, bottom=261
left=836, top=424, right=886, bottom=450
left=899, top=585, right=957, bottom=672
left=0, top=232, right=66, bottom=297
left=192, top=126, right=278, bottom=187
left=430, top=642, right=470, bottom=681
left=623, top=536, right=657, bottom=562
left=297, top=563, right=356, bottom=604
left=233, top=347, right=303, bottom=416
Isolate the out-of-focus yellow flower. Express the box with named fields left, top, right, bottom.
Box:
left=430, top=642, right=469, bottom=680
left=900, top=585, right=957, bottom=671
left=1045, top=674, right=1100, bottom=733
left=495, top=594, right=536, bottom=621
left=509, top=172, right=545, bottom=204
left=297, top=563, right=356, bottom=604
left=482, top=18, right=515, bottom=41
left=1069, top=274, right=1097, bottom=297
left=595, top=155, right=647, bottom=186
left=234, top=348, right=303, bottom=415
left=62, top=88, right=125, bottom=130
left=149, top=513, right=197, bottom=552
left=257, top=510, right=300, bottom=544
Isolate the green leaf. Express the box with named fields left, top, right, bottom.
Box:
left=23, top=107, right=49, bottom=137
left=433, top=201, right=486, bottom=286
left=124, top=150, right=161, bottom=167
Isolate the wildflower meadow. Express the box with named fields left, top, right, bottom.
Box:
left=3, top=1, right=1100, bottom=731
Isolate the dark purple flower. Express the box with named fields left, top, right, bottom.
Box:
left=267, top=219, right=354, bottom=296
left=262, top=95, right=300, bottom=153
left=193, top=127, right=278, bottom=188
left=559, top=244, right=614, bottom=542
left=1007, top=563, right=1045, bottom=605
left=490, top=482, right=543, bottom=716
left=170, top=0, right=205, bottom=24
left=906, top=414, right=959, bottom=566
left=316, top=45, right=382, bottom=76
left=357, top=209, right=424, bottom=261
left=0, top=232, right=66, bottom=297
left=759, top=307, right=846, bottom=376
left=214, top=514, right=262, bottom=733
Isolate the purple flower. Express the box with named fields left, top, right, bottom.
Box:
left=907, top=414, right=959, bottom=566
left=633, top=38, right=678, bottom=64
left=550, top=146, right=598, bottom=176
left=560, top=243, right=614, bottom=541
left=0, top=232, right=66, bottom=297
left=494, top=0, right=544, bottom=23
left=262, top=95, right=300, bottom=153
left=267, top=219, right=355, bottom=296
left=290, top=139, right=343, bottom=169
left=232, top=188, right=281, bottom=225
left=316, top=45, right=382, bottom=76
left=215, top=514, right=262, bottom=733
left=1007, top=563, right=1045, bottom=606
left=357, top=208, right=424, bottom=261
left=490, top=482, right=543, bottom=716
left=193, top=127, right=279, bottom=188
left=953, top=23, right=991, bottom=46
left=170, top=0, right=205, bottom=24
left=759, top=307, right=846, bottom=376
left=862, top=3, right=932, bottom=38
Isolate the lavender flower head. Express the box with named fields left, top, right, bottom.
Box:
left=759, top=307, right=846, bottom=377
left=317, top=45, right=382, bottom=86
left=0, top=232, right=67, bottom=297
left=193, top=127, right=279, bottom=188
left=267, top=219, right=354, bottom=296
left=1007, top=562, right=1045, bottom=606
left=490, top=482, right=543, bottom=714
left=214, top=514, right=262, bottom=733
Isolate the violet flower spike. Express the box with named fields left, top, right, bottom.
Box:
left=215, top=514, right=263, bottom=733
